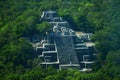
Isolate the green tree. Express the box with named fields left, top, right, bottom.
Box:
left=36, top=22, right=51, bottom=34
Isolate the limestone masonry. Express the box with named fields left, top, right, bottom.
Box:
left=31, top=10, right=97, bottom=72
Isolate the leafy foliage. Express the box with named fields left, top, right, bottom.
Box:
left=0, top=0, right=120, bottom=80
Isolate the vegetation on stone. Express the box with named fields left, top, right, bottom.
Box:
left=0, top=0, right=120, bottom=80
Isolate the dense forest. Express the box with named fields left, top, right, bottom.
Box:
left=0, top=0, right=120, bottom=80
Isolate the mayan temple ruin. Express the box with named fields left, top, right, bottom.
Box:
left=31, top=10, right=97, bottom=72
